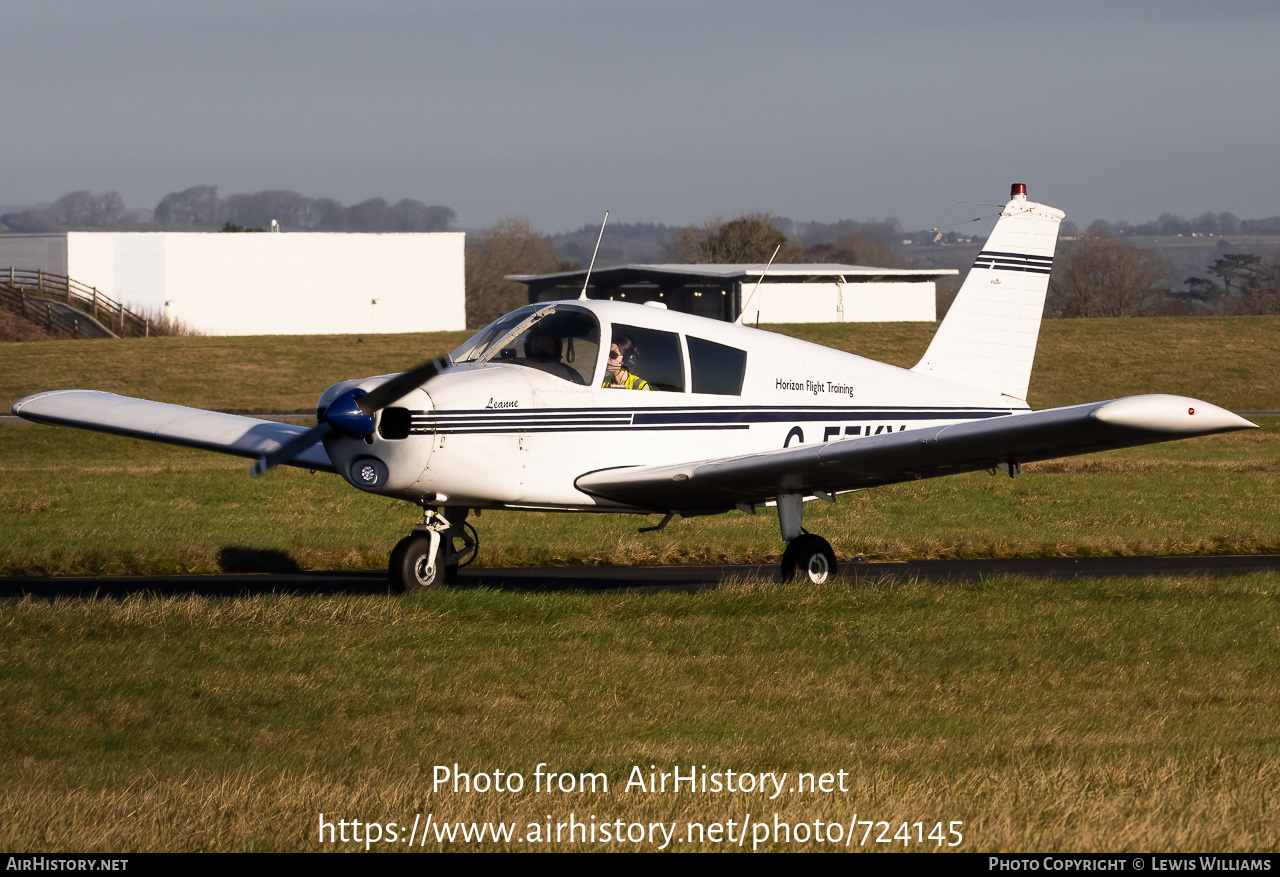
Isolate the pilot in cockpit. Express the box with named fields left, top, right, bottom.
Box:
left=524, top=330, right=561, bottom=363
left=602, top=335, right=650, bottom=390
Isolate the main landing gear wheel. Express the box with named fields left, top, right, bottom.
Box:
left=389, top=533, right=455, bottom=592
left=781, top=534, right=837, bottom=584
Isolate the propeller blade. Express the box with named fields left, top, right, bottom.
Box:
left=356, top=357, right=449, bottom=415
left=251, top=421, right=334, bottom=477
left=253, top=357, right=448, bottom=477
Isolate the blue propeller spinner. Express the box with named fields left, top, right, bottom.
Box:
left=323, top=388, right=377, bottom=438
left=251, top=357, right=448, bottom=477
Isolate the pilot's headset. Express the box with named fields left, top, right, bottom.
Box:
left=613, top=335, right=639, bottom=369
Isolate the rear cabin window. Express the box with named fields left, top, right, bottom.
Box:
left=609, top=324, right=684, bottom=392
left=688, top=336, right=747, bottom=395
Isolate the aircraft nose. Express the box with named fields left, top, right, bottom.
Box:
left=328, top=384, right=435, bottom=493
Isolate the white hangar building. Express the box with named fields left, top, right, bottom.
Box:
left=0, top=231, right=465, bottom=335
left=510, top=263, right=957, bottom=323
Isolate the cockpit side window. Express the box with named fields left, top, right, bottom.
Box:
left=688, top=336, right=747, bottom=395
left=607, top=324, right=685, bottom=392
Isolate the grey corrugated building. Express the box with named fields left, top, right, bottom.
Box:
left=509, top=263, right=956, bottom=322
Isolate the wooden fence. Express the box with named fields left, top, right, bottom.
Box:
left=0, top=268, right=151, bottom=338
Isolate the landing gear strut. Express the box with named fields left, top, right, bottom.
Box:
left=389, top=506, right=478, bottom=592
left=776, top=492, right=838, bottom=584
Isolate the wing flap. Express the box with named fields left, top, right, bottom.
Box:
left=11, top=390, right=336, bottom=472
left=574, top=395, right=1255, bottom=512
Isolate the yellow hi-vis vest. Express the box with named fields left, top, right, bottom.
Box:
left=602, top=373, right=650, bottom=390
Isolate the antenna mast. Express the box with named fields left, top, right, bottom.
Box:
left=579, top=211, right=609, bottom=300
left=734, top=244, right=781, bottom=324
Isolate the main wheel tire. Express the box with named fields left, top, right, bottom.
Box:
left=389, top=533, right=454, bottom=592
left=781, top=534, right=837, bottom=584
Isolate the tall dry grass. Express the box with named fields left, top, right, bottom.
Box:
left=3, top=579, right=1278, bottom=851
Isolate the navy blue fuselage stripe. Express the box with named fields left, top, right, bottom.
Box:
left=415, top=407, right=1010, bottom=422
left=631, top=409, right=991, bottom=425
left=419, top=405, right=1015, bottom=416
left=403, top=406, right=1014, bottom=435
left=412, top=424, right=751, bottom=435
left=428, top=411, right=631, bottom=421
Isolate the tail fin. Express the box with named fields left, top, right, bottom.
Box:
left=911, top=183, right=1064, bottom=402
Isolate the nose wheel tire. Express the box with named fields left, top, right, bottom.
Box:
left=390, top=533, right=457, bottom=592
left=781, top=534, right=837, bottom=584
left=451, top=521, right=479, bottom=569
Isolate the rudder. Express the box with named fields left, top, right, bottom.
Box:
left=912, top=183, right=1064, bottom=402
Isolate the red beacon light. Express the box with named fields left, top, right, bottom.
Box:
left=1011, top=183, right=1028, bottom=200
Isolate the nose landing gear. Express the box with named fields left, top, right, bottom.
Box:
left=389, top=507, right=478, bottom=592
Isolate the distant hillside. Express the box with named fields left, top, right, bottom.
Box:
left=1123, top=236, right=1280, bottom=284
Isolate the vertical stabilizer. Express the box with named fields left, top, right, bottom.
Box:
left=911, top=184, right=1064, bottom=402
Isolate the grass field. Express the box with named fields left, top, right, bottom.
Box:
left=2, top=418, right=1277, bottom=576
left=3, top=318, right=1279, bottom=852
left=3, top=576, right=1278, bottom=851
left=4, top=315, right=1279, bottom=412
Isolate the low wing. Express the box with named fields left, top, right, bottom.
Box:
left=11, top=390, right=336, bottom=472
left=575, top=395, right=1256, bottom=514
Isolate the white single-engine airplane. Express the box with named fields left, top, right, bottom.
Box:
left=12, top=184, right=1258, bottom=588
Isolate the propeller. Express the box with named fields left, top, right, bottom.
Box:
left=251, top=357, right=449, bottom=477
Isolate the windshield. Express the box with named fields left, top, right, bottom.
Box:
left=451, top=305, right=601, bottom=386
left=451, top=305, right=541, bottom=363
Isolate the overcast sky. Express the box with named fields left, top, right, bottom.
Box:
left=5, top=0, right=1278, bottom=234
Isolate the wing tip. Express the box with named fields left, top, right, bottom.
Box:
left=1093, top=394, right=1257, bottom=435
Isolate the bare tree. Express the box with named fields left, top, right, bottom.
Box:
left=1048, top=230, right=1174, bottom=317
left=0, top=207, right=61, bottom=233
left=50, top=191, right=95, bottom=226
left=155, top=186, right=219, bottom=226
left=342, top=197, right=391, bottom=231
left=333, top=197, right=455, bottom=232
left=2, top=190, right=132, bottom=231
left=1240, top=253, right=1280, bottom=315
left=220, top=190, right=312, bottom=229
left=465, top=219, right=565, bottom=329
left=668, top=214, right=805, bottom=264
left=152, top=187, right=455, bottom=232
left=388, top=200, right=455, bottom=232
